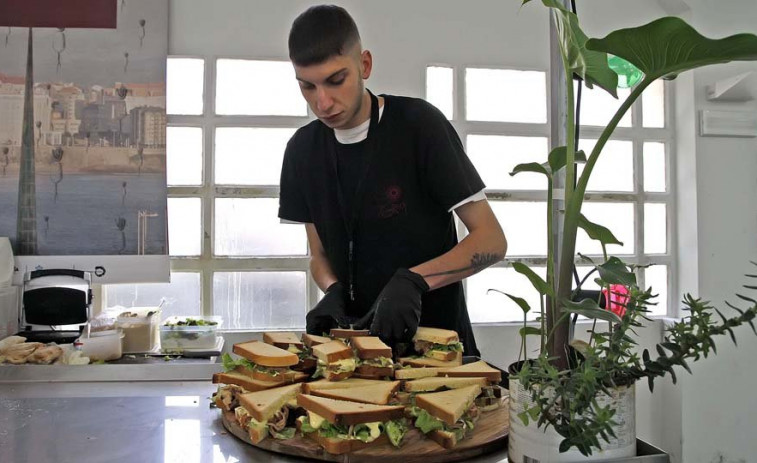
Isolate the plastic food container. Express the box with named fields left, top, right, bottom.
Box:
left=116, top=308, right=160, bottom=353
left=77, top=329, right=124, bottom=361
left=160, top=316, right=222, bottom=350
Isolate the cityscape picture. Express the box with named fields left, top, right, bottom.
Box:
left=0, top=0, right=168, bottom=256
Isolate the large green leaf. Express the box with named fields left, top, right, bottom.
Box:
left=513, top=262, right=554, bottom=297
left=597, top=257, right=637, bottom=286
left=562, top=298, right=622, bottom=324
left=578, top=214, right=623, bottom=246
left=535, top=0, right=618, bottom=97
left=586, top=17, right=757, bottom=81
left=548, top=146, right=587, bottom=173
left=519, top=326, right=542, bottom=337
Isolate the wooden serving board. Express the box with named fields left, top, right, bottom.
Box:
left=221, top=397, right=509, bottom=463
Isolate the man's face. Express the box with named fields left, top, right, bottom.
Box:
left=294, top=46, right=372, bottom=130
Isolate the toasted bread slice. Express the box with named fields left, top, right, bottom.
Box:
left=263, top=332, right=304, bottom=350
left=248, top=425, right=269, bottom=444
left=355, top=365, right=394, bottom=379
left=414, top=384, right=482, bottom=426
left=412, top=327, right=459, bottom=344
left=403, top=376, right=488, bottom=392
left=296, top=418, right=389, bottom=454
left=232, top=340, right=299, bottom=367
left=296, top=394, right=405, bottom=426
left=212, top=371, right=287, bottom=392
left=238, top=383, right=302, bottom=422
left=311, top=339, right=353, bottom=363
left=398, top=351, right=462, bottom=368
left=394, top=366, right=449, bottom=380
left=329, top=328, right=370, bottom=339
left=311, top=381, right=401, bottom=405
left=437, top=360, right=502, bottom=383
left=429, top=429, right=462, bottom=449
left=425, top=349, right=458, bottom=361
left=303, top=378, right=388, bottom=394
left=350, top=336, right=392, bottom=359
left=302, top=333, right=332, bottom=348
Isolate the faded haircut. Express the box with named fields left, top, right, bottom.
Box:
left=288, top=5, right=361, bottom=66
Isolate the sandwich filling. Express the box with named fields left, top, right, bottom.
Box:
left=234, top=405, right=296, bottom=440
left=298, top=411, right=408, bottom=447
left=222, top=353, right=295, bottom=378
left=358, top=356, right=393, bottom=368
left=408, top=403, right=479, bottom=441
left=212, top=384, right=243, bottom=411
left=313, top=357, right=357, bottom=379
left=414, top=340, right=464, bottom=358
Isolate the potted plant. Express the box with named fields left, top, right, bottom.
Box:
left=504, top=1, right=757, bottom=460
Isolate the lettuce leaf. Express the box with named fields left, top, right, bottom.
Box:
left=430, top=341, right=464, bottom=352
left=318, top=422, right=349, bottom=439
left=385, top=419, right=408, bottom=447
left=299, top=417, right=317, bottom=434
left=271, top=427, right=296, bottom=440
left=411, top=407, right=445, bottom=434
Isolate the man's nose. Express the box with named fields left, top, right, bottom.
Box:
left=316, top=87, right=334, bottom=112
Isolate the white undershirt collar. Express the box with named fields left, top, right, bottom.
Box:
left=333, top=103, right=385, bottom=144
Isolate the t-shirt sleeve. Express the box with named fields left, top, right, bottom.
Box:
left=278, top=137, right=312, bottom=223
left=416, top=102, right=485, bottom=211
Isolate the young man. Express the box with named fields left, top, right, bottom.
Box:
left=279, top=5, right=507, bottom=356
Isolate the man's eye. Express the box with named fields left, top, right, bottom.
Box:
left=329, top=78, right=345, bottom=86
left=300, top=83, right=315, bottom=90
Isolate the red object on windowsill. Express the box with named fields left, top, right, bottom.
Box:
left=602, top=284, right=629, bottom=318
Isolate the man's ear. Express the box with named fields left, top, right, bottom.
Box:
left=360, top=50, right=373, bottom=79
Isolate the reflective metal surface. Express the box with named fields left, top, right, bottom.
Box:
left=0, top=382, right=509, bottom=463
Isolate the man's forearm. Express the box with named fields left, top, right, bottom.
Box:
left=310, top=253, right=339, bottom=293
left=410, top=225, right=507, bottom=291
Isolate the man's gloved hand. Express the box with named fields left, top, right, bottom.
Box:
left=355, top=268, right=429, bottom=344
left=306, top=282, right=348, bottom=335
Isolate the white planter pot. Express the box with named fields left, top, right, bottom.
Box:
left=508, top=377, right=636, bottom=462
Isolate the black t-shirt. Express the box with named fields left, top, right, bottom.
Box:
left=279, top=94, right=485, bottom=356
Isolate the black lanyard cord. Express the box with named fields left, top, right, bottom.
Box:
left=327, top=90, right=381, bottom=302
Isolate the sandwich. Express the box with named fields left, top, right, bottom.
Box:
left=351, top=336, right=395, bottom=379
left=303, top=377, right=388, bottom=394
left=231, top=340, right=304, bottom=383
left=296, top=393, right=408, bottom=453
left=234, top=383, right=302, bottom=444
left=212, top=347, right=309, bottom=410
left=436, top=360, right=504, bottom=411
left=311, top=339, right=357, bottom=381
left=329, top=328, right=370, bottom=342
left=407, top=384, right=482, bottom=449
left=412, top=327, right=464, bottom=361
left=310, top=380, right=401, bottom=405
left=263, top=332, right=315, bottom=371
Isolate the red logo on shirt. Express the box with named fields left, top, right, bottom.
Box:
left=377, top=185, right=406, bottom=218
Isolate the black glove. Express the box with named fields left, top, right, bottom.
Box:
left=306, top=282, right=348, bottom=335
left=355, top=268, right=429, bottom=344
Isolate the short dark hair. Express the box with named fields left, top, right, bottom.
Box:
left=288, top=5, right=361, bottom=66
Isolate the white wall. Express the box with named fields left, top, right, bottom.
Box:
left=170, top=1, right=757, bottom=461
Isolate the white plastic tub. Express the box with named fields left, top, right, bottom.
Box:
left=116, top=307, right=160, bottom=353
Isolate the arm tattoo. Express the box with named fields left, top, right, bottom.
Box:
left=422, top=252, right=504, bottom=278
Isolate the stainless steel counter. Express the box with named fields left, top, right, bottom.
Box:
left=0, top=381, right=509, bottom=463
